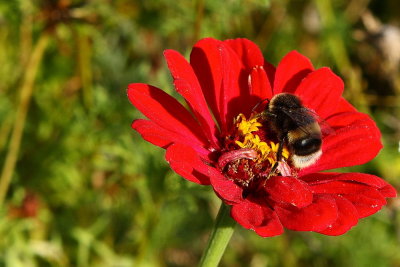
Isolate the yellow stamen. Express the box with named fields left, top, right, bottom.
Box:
left=234, top=114, right=289, bottom=166
left=236, top=114, right=262, bottom=135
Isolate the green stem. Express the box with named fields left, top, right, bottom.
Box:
left=199, top=202, right=236, bottom=267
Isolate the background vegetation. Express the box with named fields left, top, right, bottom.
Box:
left=0, top=0, right=399, bottom=266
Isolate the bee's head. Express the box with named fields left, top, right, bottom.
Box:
left=269, top=93, right=302, bottom=111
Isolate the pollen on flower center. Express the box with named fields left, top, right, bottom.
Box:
left=234, top=114, right=289, bottom=165
left=218, top=113, right=291, bottom=188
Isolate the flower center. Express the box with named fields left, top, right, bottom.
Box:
left=218, top=113, right=292, bottom=188
left=235, top=114, right=289, bottom=165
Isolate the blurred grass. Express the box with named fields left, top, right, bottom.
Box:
left=0, top=0, right=399, bottom=266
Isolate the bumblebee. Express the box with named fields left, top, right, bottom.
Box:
left=263, top=93, right=323, bottom=170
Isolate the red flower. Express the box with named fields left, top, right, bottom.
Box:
left=127, top=38, right=396, bottom=237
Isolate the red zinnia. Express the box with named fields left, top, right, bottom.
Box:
left=127, top=38, right=396, bottom=237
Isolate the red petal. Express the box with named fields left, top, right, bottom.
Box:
left=248, top=66, right=273, bottom=102
left=191, top=38, right=267, bottom=130
left=209, top=171, right=243, bottom=205
left=132, top=119, right=210, bottom=156
left=274, top=194, right=338, bottom=232
left=317, top=195, right=358, bottom=236
left=302, top=172, right=394, bottom=192
left=165, top=144, right=215, bottom=185
left=223, top=38, right=264, bottom=69
left=310, top=180, right=383, bottom=195
left=253, top=216, right=284, bottom=237
left=300, top=104, right=382, bottom=174
left=273, top=51, right=314, bottom=95
left=303, top=173, right=388, bottom=218
left=344, top=189, right=386, bottom=218
left=264, top=60, right=276, bottom=87
left=127, top=84, right=208, bottom=147
left=329, top=96, right=357, bottom=113
left=379, top=184, right=397, bottom=198
left=220, top=40, right=266, bottom=120
left=219, top=43, right=247, bottom=129
left=295, top=67, right=344, bottom=118
left=231, top=199, right=264, bottom=227
left=264, top=176, right=313, bottom=208
left=231, top=199, right=284, bottom=237
left=164, top=50, right=220, bottom=148
left=132, top=119, right=173, bottom=148
left=190, top=38, right=224, bottom=127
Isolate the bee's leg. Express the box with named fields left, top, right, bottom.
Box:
left=251, top=98, right=270, bottom=113
left=266, top=163, right=278, bottom=179
left=276, top=136, right=285, bottom=162
left=266, top=136, right=286, bottom=179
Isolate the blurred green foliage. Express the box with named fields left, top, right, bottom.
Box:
left=0, top=0, right=399, bottom=266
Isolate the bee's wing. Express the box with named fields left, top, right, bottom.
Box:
left=319, top=119, right=336, bottom=136
left=280, top=107, right=335, bottom=136
left=302, top=108, right=335, bottom=136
